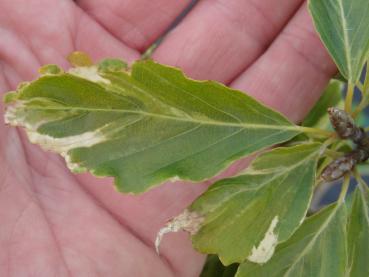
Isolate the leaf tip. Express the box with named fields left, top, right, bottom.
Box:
left=155, top=209, right=204, bottom=254
left=39, top=64, right=64, bottom=76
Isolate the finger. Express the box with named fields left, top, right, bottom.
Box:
left=75, top=0, right=193, bottom=51
left=0, top=0, right=139, bottom=84
left=231, top=2, right=336, bottom=122
left=73, top=10, right=140, bottom=62
left=153, top=0, right=303, bottom=83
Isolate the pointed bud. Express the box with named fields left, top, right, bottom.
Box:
left=321, top=149, right=369, bottom=181
left=327, top=107, right=365, bottom=143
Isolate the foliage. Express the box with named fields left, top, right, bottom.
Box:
left=2, top=0, right=369, bottom=276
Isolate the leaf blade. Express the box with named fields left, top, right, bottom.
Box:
left=4, top=59, right=299, bottom=193
left=309, top=0, right=369, bottom=83
left=347, top=185, right=369, bottom=276
left=236, top=203, right=348, bottom=277
left=187, top=143, right=321, bottom=265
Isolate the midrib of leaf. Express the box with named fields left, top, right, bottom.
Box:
left=359, top=186, right=369, bottom=227
left=284, top=205, right=342, bottom=276
left=24, top=105, right=296, bottom=131
left=337, top=0, right=352, bottom=81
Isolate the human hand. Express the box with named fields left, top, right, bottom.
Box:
left=0, top=0, right=336, bottom=276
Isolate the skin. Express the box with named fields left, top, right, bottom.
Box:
left=0, top=0, right=336, bottom=276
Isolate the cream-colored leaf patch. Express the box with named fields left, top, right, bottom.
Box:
left=155, top=209, right=204, bottom=254
left=26, top=129, right=106, bottom=154
left=247, top=216, right=279, bottom=264
left=68, top=66, right=110, bottom=84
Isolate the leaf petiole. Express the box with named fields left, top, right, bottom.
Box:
left=353, top=168, right=368, bottom=192
left=352, top=63, right=369, bottom=117
left=294, top=126, right=334, bottom=137
left=323, top=148, right=343, bottom=159
left=345, top=82, right=355, bottom=113
left=338, top=174, right=350, bottom=204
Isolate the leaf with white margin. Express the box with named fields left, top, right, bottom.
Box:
left=236, top=203, right=347, bottom=277
left=347, top=185, right=369, bottom=276
left=309, top=0, right=369, bottom=83
left=158, top=143, right=321, bottom=265
left=3, top=56, right=300, bottom=193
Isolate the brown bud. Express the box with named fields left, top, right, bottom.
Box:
left=327, top=107, right=365, bottom=143
left=321, top=149, right=369, bottom=181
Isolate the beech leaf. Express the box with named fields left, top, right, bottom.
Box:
left=176, top=143, right=321, bottom=265
left=3, top=57, right=299, bottom=193
left=309, top=0, right=369, bottom=83
left=236, top=203, right=347, bottom=277
left=347, top=186, right=369, bottom=276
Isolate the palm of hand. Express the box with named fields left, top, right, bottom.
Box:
left=0, top=0, right=335, bottom=276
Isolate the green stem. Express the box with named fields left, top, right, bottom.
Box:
left=338, top=174, right=350, bottom=204
left=295, top=126, right=334, bottom=137
left=345, top=82, right=355, bottom=113
left=353, top=168, right=368, bottom=192
left=352, top=99, right=366, bottom=118
left=141, top=41, right=161, bottom=60
left=357, top=82, right=364, bottom=92
left=352, top=63, right=369, bottom=117
left=323, top=148, right=342, bottom=159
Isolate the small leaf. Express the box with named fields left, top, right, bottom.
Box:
left=67, top=51, right=93, bottom=67
left=347, top=186, right=369, bottom=276
left=187, top=143, right=321, bottom=265
left=3, top=58, right=300, bottom=193
left=308, top=0, right=369, bottom=83
left=39, top=64, right=63, bottom=75
left=98, top=58, right=128, bottom=73
left=302, top=80, right=344, bottom=129
left=236, top=203, right=347, bottom=277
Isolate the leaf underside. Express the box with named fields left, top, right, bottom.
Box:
left=189, top=143, right=321, bottom=265
left=4, top=60, right=299, bottom=193
left=309, top=0, right=369, bottom=83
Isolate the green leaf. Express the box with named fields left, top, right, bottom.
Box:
left=302, top=80, right=344, bottom=129
left=308, top=0, right=369, bottom=83
left=200, top=255, right=238, bottom=277
left=236, top=203, right=347, bottom=277
left=187, top=143, right=321, bottom=265
left=347, top=186, right=369, bottom=277
left=3, top=59, right=299, bottom=193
